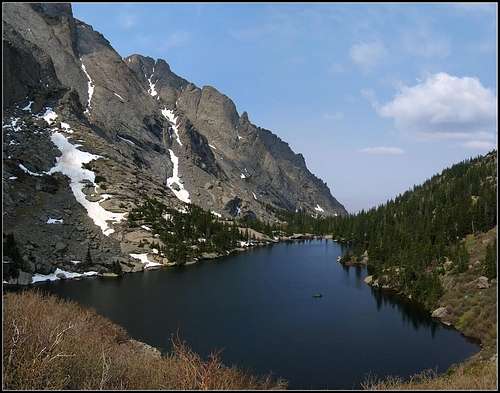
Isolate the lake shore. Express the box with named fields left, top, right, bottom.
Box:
left=3, top=233, right=334, bottom=287
left=337, top=229, right=497, bottom=389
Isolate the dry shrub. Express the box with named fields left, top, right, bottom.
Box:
left=3, top=290, right=287, bottom=390
left=362, top=360, right=497, bottom=390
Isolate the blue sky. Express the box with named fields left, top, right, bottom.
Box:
left=72, top=2, right=497, bottom=213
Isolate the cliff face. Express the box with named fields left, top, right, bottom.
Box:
left=2, top=3, right=346, bottom=277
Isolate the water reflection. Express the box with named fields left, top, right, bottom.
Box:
left=370, top=286, right=437, bottom=334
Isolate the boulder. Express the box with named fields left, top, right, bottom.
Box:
left=200, top=252, right=219, bottom=260
left=364, top=275, right=374, bottom=285
left=56, top=272, right=67, bottom=280
left=477, top=276, right=490, bottom=289
left=101, top=272, right=119, bottom=278
left=431, top=306, right=449, bottom=319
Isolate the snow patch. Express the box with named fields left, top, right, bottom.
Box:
left=240, top=173, right=246, bottom=179
left=47, top=218, right=63, bottom=224
left=209, top=144, right=217, bottom=150
left=60, top=122, right=73, bottom=133
left=8, top=176, right=18, bottom=180
left=80, top=60, right=95, bottom=114
left=22, top=101, right=33, bottom=112
left=114, top=93, right=125, bottom=101
left=47, top=132, right=126, bottom=236
left=252, top=192, right=258, bottom=200
left=147, top=76, right=158, bottom=97
left=166, top=149, right=191, bottom=204
left=141, top=225, right=152, bottom=231
left=147, top=65, right=158, bottom=97
left=161, top=108, right=182, bottom=146
left=40, top=108, right=58, bottom=125
left=19, top=163, right=44, bottom=177
left=129, top=253, right=162, bottom=269
left=211, top=211, right=222, bottom=218
left=314, top=204, right=324, bottom=213
left=9, top=117, right=22, bottom=131
left=32, top=268, right=98, bottom=284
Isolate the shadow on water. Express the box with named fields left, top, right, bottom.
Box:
left=371, top=287, right=438, bottom=334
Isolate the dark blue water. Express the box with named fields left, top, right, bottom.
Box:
left=38, top=240, right=478, bottom=389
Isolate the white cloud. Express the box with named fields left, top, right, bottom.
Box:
left=349, top=41, right=386, bottom=71
left=358, top=146, right=405, bottom=155
left=378, top=73, right=497, bottom=142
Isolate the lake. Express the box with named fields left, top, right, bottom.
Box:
left=37, top=239, right=478, bottom=389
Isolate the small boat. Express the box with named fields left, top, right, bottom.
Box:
left=313, top=293, right=323, bottom=298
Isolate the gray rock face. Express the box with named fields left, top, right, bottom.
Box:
left=124, top=50, right=347, bottom=219
left=3, top=2, right=347, bottom=281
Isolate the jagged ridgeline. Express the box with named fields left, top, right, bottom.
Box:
left=2, top=2, right=346, bottom=281
left=332, top=151, right=497, bottom=307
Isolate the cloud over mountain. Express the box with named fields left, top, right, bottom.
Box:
left=378, top=73, right=497, bottom=142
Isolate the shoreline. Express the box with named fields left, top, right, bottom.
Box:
left=3, top=234, right=333, bottom=287
left=4, top=238, right=487, bottom=388
left=334, top=240, right=485, bottom=346
left=338, top=260, right=492, bottom=377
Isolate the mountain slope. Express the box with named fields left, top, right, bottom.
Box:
left=333, top=151, right=497, bottom=305
left=2, top=2, right=345, bottom=280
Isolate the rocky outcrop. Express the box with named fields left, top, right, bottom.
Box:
left=431, top=306, right=449, bottom=319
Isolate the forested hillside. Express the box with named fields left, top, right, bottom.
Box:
left=256, top=151, right=497, bottom=307
left=332, top=151, right=497, bottom=307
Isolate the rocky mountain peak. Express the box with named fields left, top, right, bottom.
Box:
left=240, top=111, right=250, bottom=125
left=31, top=2, right=73, bottom=19
left=3, top=1, right=347, bottom=281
